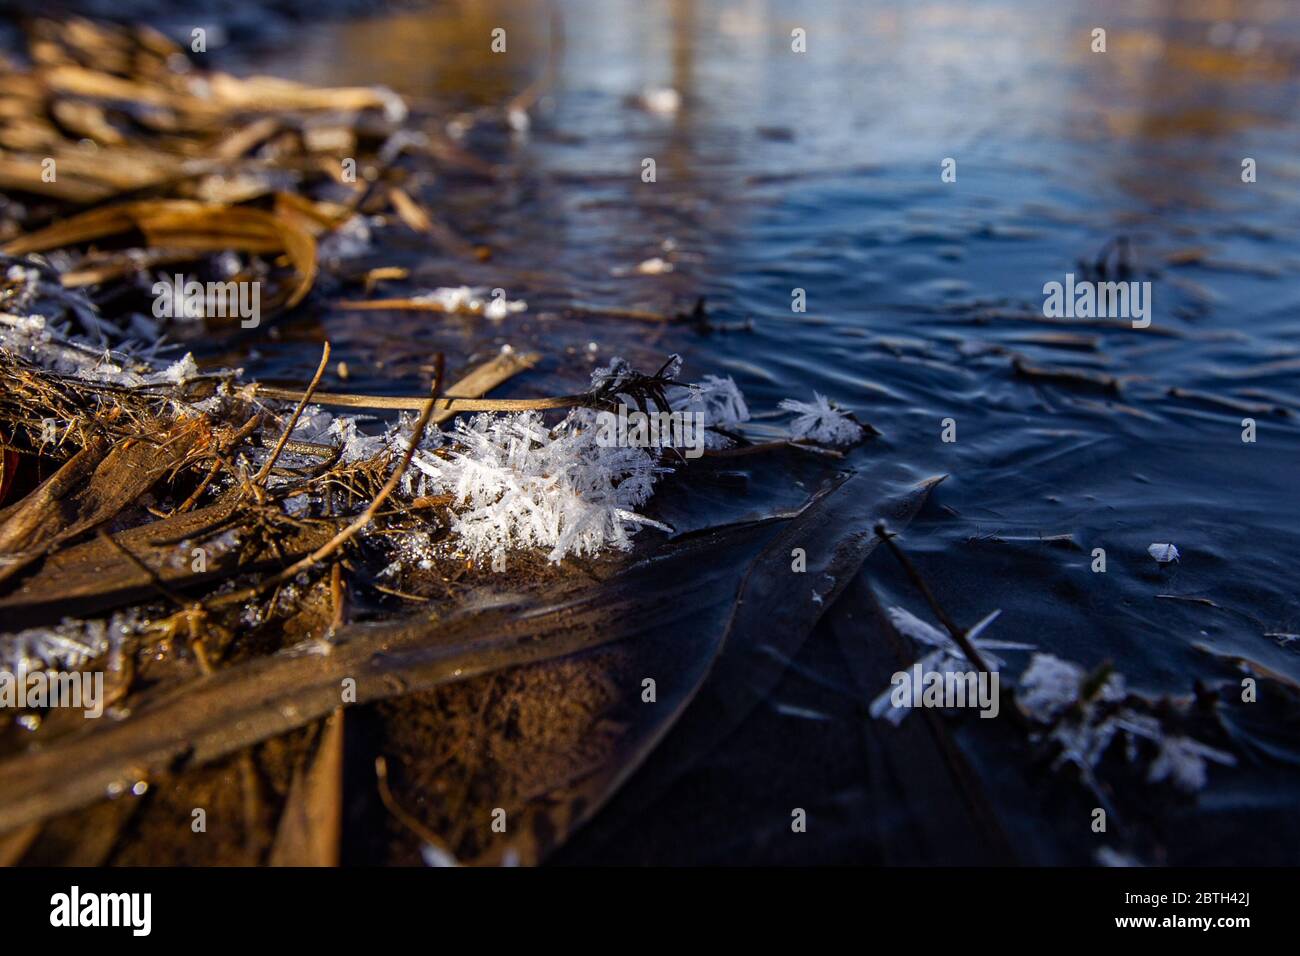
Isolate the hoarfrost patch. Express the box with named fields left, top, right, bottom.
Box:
left=0, top=613, right=138, bottom=674
left=670, top=374, right=748, bottom=424
left=1015, top=652, right=1235, bottom=792
left=869, top=606, right=1030, bottom=724
left=428, top=409, right=669, bottom=570
left=779, top=392, right=863, bottom=446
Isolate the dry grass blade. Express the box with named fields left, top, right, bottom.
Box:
left=874, top=523, right=991, bottom=674
left=268, top=709, right=345, bottom=867
left=251, top=350, right=551, bottom=420
left=0, top=498, right=343, bottom=627
left=2, top=199, right=319, bottom=307
left=0, top=421, right=205, bottom=585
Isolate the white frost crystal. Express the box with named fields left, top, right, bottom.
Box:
left=1148, top=543, right=1180, bottom=563
left=330, top=414, right=393, bottom=464
left=428, top=409, right=669, bottom=570
left=317, top=214, right=372, bottom=263
left=670, top=374, right=749, bottom=428
left=0, top=613, right=138, bottom=673
left=150, top=353, right=200, bottom=385
left=1017, top=653, right=1124, bottom=722
left=1016, top=653, right=1235, bottom=792
left=1147, top=736, right=1236, bottom=793
left=869, top=606, right=1031, bottom=724
left=779, top=392, right=863, bottom=446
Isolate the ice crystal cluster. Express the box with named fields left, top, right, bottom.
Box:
left=2, top=261, right=215, bottom=363
left=276, top=357, right=707, bottom=568
left=1017, top=653, right=1235, bottom=793
left=779, top=393, right=863, bottom=446
left=868, top=605, right=1031, bottom=724
left=360, top=356, right=763, bottom=570
left=669, top=373, right=750, bottom=448
left=867, top=611, right=1236, bottom=794
left=431, top=409, right=668, bottom=571
left=0, top=613, right=138, bottom=674
left=1017, top=653, right=1125, bottom=721
left=0, top=309, right=194, bottom=387
left=671, top=374, right=749, bottom=423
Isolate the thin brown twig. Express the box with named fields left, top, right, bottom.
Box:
left=873, top=523, right=991, bottom=674
left=168, top=412, right=262, bottom=515
left=254, top=342, right=330, bottom=485
left=506, top=0, right=564, bottom=118
left=173, top=458, right=223, bottom=515
left=374, top=756, right=458, bottom=862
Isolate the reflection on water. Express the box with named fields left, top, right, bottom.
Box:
left=235, top=0, right=1300, bottom=862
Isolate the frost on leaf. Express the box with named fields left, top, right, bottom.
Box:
left=779, top=392, right=864, bottom=446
